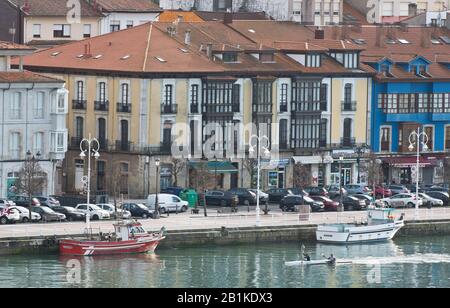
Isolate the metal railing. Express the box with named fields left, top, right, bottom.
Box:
left=117, top=103, right=131, bottom=113
left=94, top=101, right=109, bottom=111
left=72, top=100, right=87, bottom=110
left=161, top=104, right=178, bottom=114
left=341, top=100, right=357, bottom=111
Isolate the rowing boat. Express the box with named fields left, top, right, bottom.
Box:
left=285, top=259, right=352, bottom=266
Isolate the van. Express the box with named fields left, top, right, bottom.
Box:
left=147, top=194, right=189, bottom=213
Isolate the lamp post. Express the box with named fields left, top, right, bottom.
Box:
left=154, top=158, right=161, bottom=219
left=79, top=134, right=100, bottom=232
left=249, top=134, right=270, bottom=226
left=408, top=128, right=429, bottom=220
left=354, top=144, right=368, bottom=184
left=339, top=156, right=344, bottom=212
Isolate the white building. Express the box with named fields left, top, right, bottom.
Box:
left=87, top=0, right=162, bottom=34
left=0, top=41, right=68, bottom=198
left=159, top=0, right=343, bottom=25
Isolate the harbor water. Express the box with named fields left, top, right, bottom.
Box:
left=1, top=236, right=450, bottom=288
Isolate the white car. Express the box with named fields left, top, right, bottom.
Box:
left=0, top=207, right=21, bottom=224
left=97, top=204, right=132, bottom=219
left=75, top=204, right=110, bottom=220
left=418, top=193, right=444, bottom=207
left=12, top=206, right=41, bottom=223
left=147, top=194, right=189, bottom=213
left=381, top=193, right=423, bottom=208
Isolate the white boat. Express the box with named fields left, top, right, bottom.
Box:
left=285, top=259, right=353, bottom=266
left=316, top=208, right=404, bottom=244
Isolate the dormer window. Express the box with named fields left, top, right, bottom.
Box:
left=222, top=52, right=238, bottom=63
left=306, top=54, right=321, bottom=68
left=329, top=52, right=359, bottom=69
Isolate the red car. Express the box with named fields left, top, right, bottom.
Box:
left=375, top=186, right=392, bottom=199
left=310, top=196, right=339, bottom=211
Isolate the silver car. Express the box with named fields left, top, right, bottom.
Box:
left=418, top=193, right=444, bottom=207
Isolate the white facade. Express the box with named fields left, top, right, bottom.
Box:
left=0, top=54, right=68, bottom=198
left=99, top=12, right=161, bottom=35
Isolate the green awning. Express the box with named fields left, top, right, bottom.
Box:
left=189, top=161, right=238, bottom=174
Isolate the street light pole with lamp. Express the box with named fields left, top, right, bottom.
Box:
left=249, top=134, right=270, bottom=226
left=79, top=134, right=100, bottom=232
left=338, top=156, right=344, bottom=212
left=408, top=128, right=429, bottom=220
left=354, top=144, right=368, bottom=184
left=154, top=158, right=161, bottom=219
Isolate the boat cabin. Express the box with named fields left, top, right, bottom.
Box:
left=368, top=208, right=402, bottom=223
left=114, top=221, right=148, bottom=241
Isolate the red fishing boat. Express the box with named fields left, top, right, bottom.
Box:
left=59, top=221, right=165, bottom=256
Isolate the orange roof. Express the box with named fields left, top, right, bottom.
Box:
left=0, top=71, right=62, bottom=83
left=0, top=41, right=35, bottom=50
left=158, top=11, right=204, bottom=23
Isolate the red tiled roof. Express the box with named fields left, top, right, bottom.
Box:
left=9, top=0, right=102, bottom=17
left=0, top=70, right=62, bottom=83
left=94, top=0, right=162, bottom=12
left=0, top=41, right=34, bottom=50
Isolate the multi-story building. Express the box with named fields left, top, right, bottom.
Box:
left=159, top=0, right=343, bottom=25
left=0, top=0, right=103, bottom=47
left=0, top=41, right=68, bottom=198
left=332, top=25, right=450, bottom=184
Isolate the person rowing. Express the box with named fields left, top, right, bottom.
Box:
left=327, top=254, right=336, bottom=265
left=303, top=253, right=311, bottom=262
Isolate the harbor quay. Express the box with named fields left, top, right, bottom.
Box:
left=1, top=207, right=450, bottom=255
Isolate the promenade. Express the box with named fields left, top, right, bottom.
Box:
left=1, top=207, right=450, bottom=240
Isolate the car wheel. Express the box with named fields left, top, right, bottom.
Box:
left=181, top=206, right=188, bottom=212
left=68, top=216, right=74, bottom=222
left=384, top=201, right=390, bottom=208
left=160, top=207, right=167, bottom=214
left=407, top=202, right=415, bottom=208
left=92, top=215, right=99, bottom=221
left=22, top=217, right=30, bottom=223
left=142, top=213, right=148, bottom=219
left=0, top=217, right=8, bottom=225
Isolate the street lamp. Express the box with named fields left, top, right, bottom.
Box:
left=354, top=144, right=368, bottom=184
left=79, top=134, right=100, bottom=232
left=249, top=134, right=270, bottom=226
left=408, top=128, right=429, bottom=220
left=154, top=158, right=161, bottom=219
left=339, top=156, right=344, bottom=212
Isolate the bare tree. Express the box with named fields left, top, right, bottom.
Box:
left=191, top=161, right=215, bottom=217
left=363, top=152, right=384, bottom=197
left=16, top=157, right=47, bottom=220
left=444, top=157, right=450, bottom=186
left=109, top=161, right=124, bottom=213
left=242, top=157, right=257, bottom=188
left=171, top=158, right=186, bottom=187
left=293, top=163, right=311, bottom=189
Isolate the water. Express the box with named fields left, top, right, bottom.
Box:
left=1, top=236, right=450, bottom=288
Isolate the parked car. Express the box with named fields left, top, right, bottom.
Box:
left=342, top=195, right=367, bottom=211
left=381, top=193, right=423, bottom=208
left=147, top=194, right=189, bottom=213
left=405, top=185, right=424, bottom=193
left=325, top=185, right=347, bottom=199
left=344, top=184, right=373, bottom=196
left=425, top=191, right=449, bottom=206
left=303, top=195, right=325, bottom=212
left=418, top=193, right=444, bottom=208
left=352, top=194, right=373, bottom=207
left=304, top=186, right=329, bottom=197
left=31, top=206, right=65, bottom=222
left=279, top=195, right=303, bottom=212
left=288, top=187, right=309, bottom=196
left=387, top=185, right=410, bottom=195
left=374, top=186, right=392, bottom=199
left=310, top=196, right=339, bottom=211
left=0, top=207, right=20, bottom=224
left=249, top=189, right=269, bottom=204
left=75, top=204, right=110, bottom=220
left=267, top=189, right=293, bottom=203
left=160, top=187, right=184, bottom=196
left=33, top=196, right=60, bottom=208
left=8, top=206, right=41, bottom=223
left=426, top=186, right=449, bottom=193
left=9, top=195, right=40, bottom=207
left=52, top=206, right=87, bottom=222
left=122, top=203, right=154, bottom=218
left=204, top=191, right=238, bottom=207
left=0, top=199, right=15, bottom=207
left=228, top=188, right=257, bottom=206
left=97, top=204, right=132, bottom=219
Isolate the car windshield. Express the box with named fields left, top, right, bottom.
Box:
left=137, top=204, right=147, bottom=210
left=89, top=205, right=101, bottom=211
left=64, top=207, right=76, bottom=213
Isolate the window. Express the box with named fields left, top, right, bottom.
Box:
left=280, top=83, right=288, bottom=112
left=315, top=2, right=322, bottom=15
left=382, top=2, right=394, bottom=16
left=57, top=93, right=66, bottom=113
left=253, top=81, right=273, bottom=114
left=10, top=92, right=21, bottom=119
left=76, top=81, right=84, bottom=101
left=399, top=2, right=410, bottom=16
left=34, top=92, right=45, bottom=119
left=292, top=81, right=322, bottom=112
left=54, top=24, right=71, bottom=38
left=380, top=64, right=390, bottom=75
left=380, top=127, right=391, bottom=152
left=75, top=117, right=84, bottom=139
left=97, top=161, right=106, bottom=191
left=98, top=82, right=107, bottom=102
left=320, top=119, right=328, bottom=147
left=190, top=84, right=199, bottom=113
left=163, top=121, right=172, bottom=146
left=291, top=115, right=321, bottom=149
left=279, top=119, right=288, bottom=150
left=98, top=118, right=107, bottom=148
left=306, top=54, right=321, bottom=67
left=121, top=83, right=129, bottom=105
left=110, top=21, right=120, bottom=32
left=33, top=132, right=44, bottom=154
left=445, top=126, right=450, bottom=150
left=10, top=132, right=20, bottom=159
left=82, top=24, right=91, bottom=38
left=222, top=52, right=238, bottom=63
left=342, top=118, right=353, bottom=146
left=344, top=84, right=352, bottom=103
left=202, top=82, right=240, bottom=113
left=126, top=21, right=134, bottom=29
left=120, top=120, right=129, bottom=149
left=51, top=131, right=66, bottom=153
left=33, top=24, right=41, bottom=38
left=164, top=84, right=173, bottom=105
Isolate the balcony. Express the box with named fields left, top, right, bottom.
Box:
left=98, top=138, right=109, bottom=151
left=161, top=104, right=178, bottom=114
left=202, top=104, right=240, bottom=114
left=190, top=104, right=200, bottom=114
left=94, top=101, right=109, bottom=111
left=72, top=100, right=87, bottom=110
left=70, top=137, right=83, bottom=149
left=340, top=137, right=356, bottom=148
left=114, top=140, right=132, bottom=152
left=291, top=101, right=324, bottom=114
left=117, top=103, right=131, bottom=113
left=341, top=101, right=357, bottom=112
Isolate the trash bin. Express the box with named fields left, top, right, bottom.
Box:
left=181, top=189, right=198, bottom=208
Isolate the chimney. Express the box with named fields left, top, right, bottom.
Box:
left=177, top=15, right=184, bottom=23
left=84, top=43, right=92, bottom=57
left=184, top=29, right=191, bottom=46
left=421, top=27, right=431, bottom=48
left=206, top=43, right=213, bottom=60
left=376, top=26, right=385, bottom=47
left=408, top=4, right=418, bottom=17
left=315, top=29, right=325, bottom=39
left=224, top=12, right=233, bottom=24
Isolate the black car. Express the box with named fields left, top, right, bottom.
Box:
left=425, top=186, right=449, bottom=193
left=228, top=188, right=257, bottom=206
left=31, top=206, right=64, bottom=222
left=304, top=186, right=329, bottom=197
left=52, top=206, right=86, bottom=222
left=426, top=191, right=450, bottom=206
left=122, top=203, right=154, bottom=219
left=9, top=195, right=40, bottom=207
left=325, top=185, right=348, bottom=199
left=280, top=195, right=324, bottom=212
left=267, top=189, right=293, bottom=203
left=205, top=191, right=238, bottom=207
left=342, top=196, right=367, bottom=211
left=288, top=187, right=308, bottom=196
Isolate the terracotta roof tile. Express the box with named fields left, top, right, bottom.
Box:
left=94, top=0, right=162, bottom=12
left=159, top=11, right=204, bottom=22
left=0, top=70, right=62, bottom=83
left=0, top=40, right=35, bottom=50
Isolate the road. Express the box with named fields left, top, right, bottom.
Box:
left=1, top=205, right=450, bottom=239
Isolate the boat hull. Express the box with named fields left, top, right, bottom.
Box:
left=316, top=221, right=404, bottom=244
left=59, top=237, right=164, bottom=256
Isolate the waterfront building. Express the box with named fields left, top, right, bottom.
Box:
left=0, top=41, right=68, bottom=198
